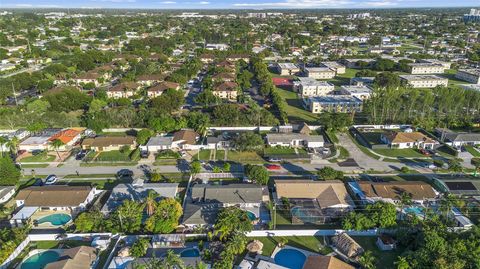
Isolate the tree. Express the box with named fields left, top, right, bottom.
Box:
left=130, top=237, right=149, bottom=258
left=223, top=162, right=231, bottom=172
left=319, top=113, right=353, bottom=132
left=232, top=132, right=264, bottom=151
left=160, top=250, right=185, bottom=269
left=358, top=250, right=376, bottom=269
left=317, top=167, right=344, bottom=180
left=110, top=200, right=145, bottom=233
left=190, top=160, right=201, bottom=175
left=395, top=257, right=411, bottom=269
left=74, top=209, right=104, bottom=232
left=150, top=89, right=184, bottom=115
left=214, top=207, right=253, bottom=241
left=374, top=72, right=400, bottom=89
left=187, top=112, right=210, bottom=135
left=50, top=139, right=65, bottom=162
left=144, top=198, right=183, bottom=234
left=0, top=157, right=20, bottom=185
left=136, top=129, right=154, bottom=145
left=244, top=164, right=269, bottom=185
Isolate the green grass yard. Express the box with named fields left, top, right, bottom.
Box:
left=328, top=68, right=359, bottom=86
left=465, top=146, right=480, bottom=157
left=19, top=154, right=55, bottom=163
left=275, top=87, right=318, bottom=124
left=96, top=150, right=132, bottom=162
left=373, top=148, right=426, bottom=158
left=351, top=236, right=405, bottom=269
left=227, top=150, right=264, bottom=163
left=264, top=147, right=297, bottom=155
left=251, top=236, right=332, bottom=256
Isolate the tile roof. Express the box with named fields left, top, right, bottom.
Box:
left=358, top=181, right=436, bottom=200
left=48, top=129, right=81, bottom=144
left=81, top=136, right=135, bottom=148
left=173, top=130, right=198, bottom=145
left=383, top=131, right=436, bottom=144
left=302, top=256, right=354, bottom=269
left=16, top=186, right=92, bottom=207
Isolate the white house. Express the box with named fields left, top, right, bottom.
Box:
left=380, top=131, right=438, bottom=149
left=266, top=133, right=325, bottom=148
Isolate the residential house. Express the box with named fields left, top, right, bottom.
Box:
left=45, top=246, right=97, bottom=269
left=274, top=180, right=355, bottom=224
left=147, top=81, right=180, bottom=98
left=293, top=77, right=335, bottom=97
left=74, top=71, right=109, bottom=87
left=226, top=53, right=250, bottom=62
left=302, top=256, right=354, bottom=269
left=81, top=136, right=136, bottom=152
left=376, top=234, right=396, bottom=251
left=338, top=85, right=372, bottom=100
left=304, top=96, right=363, bottom=114
left=136, top=74, right=165, bottom=86
left=182, top=183, right=263, bottom=227
left=206, top=43, right=229, bottom=51
left=101, top=180, right=178, bottom=214
left=455, top=69, right=480, bottom=84
left=399, top=75, right=448, bottom=88
left=18, top=128, right=62, bottom=152
left=173, top=129, right=200, bottom=150
left=332, top=233, right=364, bottom=259
left=304, top=67, right=336, bottom=79
left=212, top=81, right=238, bottom=101
left=0, top=186, right=15, bottom=204
left=274, top=63, right=300, bottom=76
left=141, top=136, right=175, bottom=153
left=434, top=128, right=480, bottom=148
left=380, top=131, right=438, bottom=149
left=200, top=54, right=215, bottom=63
left=355, top=181, right=437, bottom=204
left=15, top=185, right=96, bottom=214
left=212, top=72, right=236, bottom=82
left=106, top=82, right=140, bottom=99
left=47, top=129, right=82, bottom=151
left=206, top=135, right=231, bottom=150
left=151, top=234, right=185, bottom=248
left=320, top=61, right=346, bottom=74
left=266, top=133, right=325, bottom=148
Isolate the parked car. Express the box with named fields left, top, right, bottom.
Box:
left=419, top=149, right=431, bottom=156
left=140, top=151, right=149, bottom=158
left=266, top=164, right=281, bottom=170
left=76, top=150, right=88, bottom=160
left=268, top=157, right=282, bottom=162
left=117, top=169, right=133, bottom=178
left=44, top=175, right=58, bottom=185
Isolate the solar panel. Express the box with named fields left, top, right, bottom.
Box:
left=445, top=181, right=477, bottom=191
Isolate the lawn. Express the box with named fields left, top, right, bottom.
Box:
left=328, top=68, right=359, bottom=86
left=251, top=236, right=332, bottom=256
left=351, top=236, right=405, bottom=269
left=360, top=132, right=385, bottom=146
left=19, top=154, right=55, bottom=163
left=20, top=163, right=50, bottom=168
left=373, top=148, right=426, bottom=158
left=227, top=150, right=264, bottom=163
left=264, top=147, right=297, bottom=155
left=275, top=87, right=318, bottom=124
left=196, top=149, right=212, bottom=160
left=65, top=178, right=131, bottom=190
left=465, top=146, right=480, bottom=157
left=337, top=146, right=350, bottom=159
left=443, top=69, right=468, bottom=86
left=96, top=150, right=132, bottom=162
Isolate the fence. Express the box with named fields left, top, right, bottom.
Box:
left=246, top=229, right=379, bottom=237
left=0, top=237, right=30, bottom=269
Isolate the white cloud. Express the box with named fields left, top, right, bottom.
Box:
left=233, top=0, right=352, bottom=7
left=199, top=1, right=210, bottom=4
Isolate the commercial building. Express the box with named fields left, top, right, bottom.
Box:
left=304, top=95, right=363, bottom=114
left=399, top=75, right=448, bottom=88
left=407, top=63, right=445, bottom=74
left=304, top=67, right=336, bottom=79
left=293, top=77, right=334, bottom=97
left=455, top=69, right=480, bottom=84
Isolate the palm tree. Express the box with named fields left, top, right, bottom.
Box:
left=161, top=250, right=185, bottom=269
left=145, top=190, right=158, bottom=217
left=358, top=250, right=376, bottom=269
left=7, top=137, right=19, bottom=157
left=0, top=136, right=7, bottom=157
left=395, top=257, right=411, bottom=269
left=50, top=139, right=65, bottom=162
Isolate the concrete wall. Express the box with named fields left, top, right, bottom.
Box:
left=246, top=229, right=378, bottom=237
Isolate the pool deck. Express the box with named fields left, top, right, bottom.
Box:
left=18, top=249, right=64, bottom=269
left=32, top=210, right=72, bottom=228
left=271, top=245, right=320, bottom=259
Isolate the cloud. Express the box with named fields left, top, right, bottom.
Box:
left=199, top=1, right=210, bottom=4
left=159, top=1, right=176, bottom=3
left=233, top=0, right=353, bottom=7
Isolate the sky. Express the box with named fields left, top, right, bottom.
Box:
left=1, top=0, right=478, bottom=9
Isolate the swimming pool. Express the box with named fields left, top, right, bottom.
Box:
left=180, top=248, right=200, bottom=257
left=246, top=211, right=257, bottom=221
left=37, top=213, right=72, bottom=226
left=21, top=251, right=60, bottom=269
left=404, top=206, right=424, bottom=216
left=274, top=248, right=306, bottom=269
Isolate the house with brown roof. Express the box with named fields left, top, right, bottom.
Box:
left=274, top=180, right=354, bottom=224
left=81, top=136, right=136, bottom=152
left=15, top=186, right=96, bottom=214
left=302, top=256, right=354, bottom=269
left=200, top=54, right=215, bottom=63
left=332, top=233, right=364, bottom=259
left=45, top=246, right=97, bottom=269
left=137, top=74, right=165, bottom=86
left=173, top=129, right=199, bottom=150
left=106, top=82, right=141, bottom=99
left=146, top=81, right=180, bottom=98
left=213, top=81, right=238, bottom=101
left=226, top=53, right=250, bottom=62
left=212, top=72, right=236, bottom=82
left=380, top=131, right=438, bottom=149
left=356, top=181, right=437, bottom=204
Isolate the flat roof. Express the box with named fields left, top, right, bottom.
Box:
left=11, top=206, right=38, bottom=220
left=305, top=67, right=334, bottom=72
left=295, top=77, right=334, bottom=87
left=340, top=85, right=373, bottom=94
left=458, top=69, right=480, bottom=76
left=399, top=74, right=448, bottom=81
left=19, top=136, right=50, bottom=145
left=308, top=95, right=362, bottom=103
left=276, top=62, right=298, bottom=69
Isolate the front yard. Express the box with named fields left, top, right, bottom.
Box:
left=19, top=154, right=56, bottom=163
left=226, top=150, right=264, bottom=163
left=251, top=236, right=332, bottom=256
left=373, top=148, right=427, bottom=158
left=465, top=146, right=480, bottom=157
left=275, top=87, right=318, bottom=124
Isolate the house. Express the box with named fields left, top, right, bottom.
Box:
left=274, top=63, right=300, bottom=76
left=434, top=128, right=480, bottom=148
left=407, top=63, right=445, bottom=74
left=182, top=183, right=263, bottom=227
left=304, top=96, right=363, bottom=114
left=216, top=60, right=236, bottom=70
left=212, top=81, right=238, bottom=101
left=380, top=131, right=438, bottom=149
left=212, top=72, right=236, bottom=82
left=266, top=133, right=325, bottom=148
left=73, top=72, right=108, bottom=87
left=81, top=136, right=136, bottom=152
left=274, top=180, right=354, bottom=224
left=18, top=136, right=51, bottom=152
left=399, top=75, right=448, bottom=88
left=45, top=246, right=97, bottom=269
left=47, top=129, right=82, bottom=151
left=355, top=181, right=437, bottom=204
left=320, top=61, right=346, bottom=74
left=0, top=186, right=15, bottom=204
left=304, top=67, right=336, bottom=79
left=206, top=43, right=229, bottom=51
left=147, top=81, right=180, bottom=98
left=107, top=82, right=140, bottom=99
left=376, top=234, right=396, bottom=251
left=293, top=77, right=335, bottom=97
left=136, top=74, right=165, bottom=86
left=455, top=69, right=480, bottom=84
left=141, top=136, right=175, bottom=153
left=226, top=53, right=250, bottom=62
left=338, top=85, right=372, bottom=100
left=302, top=256, right=354, bottom=269
left=206, top=135, right=231, bottom=150
left=151, top=234, right=185, bottom=248
left=200, top=54, right=215, bottom=63
left=101, top=180, right=178, bottom=214
left=332, top=233, right=364, bottom=259
left=15, top=185, right=96, bottom=214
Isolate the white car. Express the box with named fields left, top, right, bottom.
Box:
left=44, top=175, right=58, bottom=185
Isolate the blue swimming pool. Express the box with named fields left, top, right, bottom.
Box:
left=246, top=211, right=257, bottom=221
left=404, top=206, right=424, bottom=215
left=274, top=248, right=307, bottom=269
left=21, top=251, right=60, bottom=269
left=180, top=248, right=200, bottom=257
left=37, top=213, right=71, bottom=226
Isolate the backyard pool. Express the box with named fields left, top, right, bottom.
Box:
left=180, top=248, right=200, bottom=257
left=37, top=213, right=72, bottom=226
left=274, top=248, right=307, bottom=269
left=404, top=206, right=425, bottom=218
left=246, top=211, right=257, bottom=221
left=21, top=250, right=60, bottom=269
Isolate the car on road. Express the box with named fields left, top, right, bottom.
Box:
left=44, top=175, right=58, bottom=185
left=76, top=150, right=88, bottom=160
left=266, top=164, right=282, bottom=170
left=117, top=169, right=133, bottom=178
left=268, top=157, right=282, bottom=162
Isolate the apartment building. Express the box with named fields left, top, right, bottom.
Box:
left=400, top=75, right=448, bottom=88
left=338, top=85, right=373, bottom=100
left=408, top=63, right=445, bottom=74
left=320, top=61, right=346, bottom=74
left=293, top=77, right=334, bottom=97
left=418, top=59, right=452, bottom=69
left=304, top=67, right=336, bottom=79
left=455, top=69, right=480, bottom=84
left=304, top=95, right=363, bottom=114
left=274, top=62, right=300, bottom=76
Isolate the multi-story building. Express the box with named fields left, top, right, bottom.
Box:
left=212, top=81, right=238, bottom=101
left=400, top=75, right=448, bottom=88
left=320, top=61, right=346, bottom=74
left=274, top=62, right=300, bottom=76
left=408, top=63, right=445, bottom=74
left=338, top=85, right=373, bottom=100
left=304, top=95, right=363, bottom=114
left=293, top=77, right=334, bottom=97
left=455, top=69, right=480, bottom=84
left=464, top=9, right=480, bottom=23
left=418, top=59, right=452, bottom=69
left=106, top=82, right=140, bottom=98
left=304, top=67, right=336, bottom=79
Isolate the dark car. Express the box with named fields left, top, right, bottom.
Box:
left=76, top=150, right=88, bottom=160
left=117, top=169, right=133, bottom=178
left=140, top=151, right=149, bottom=158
